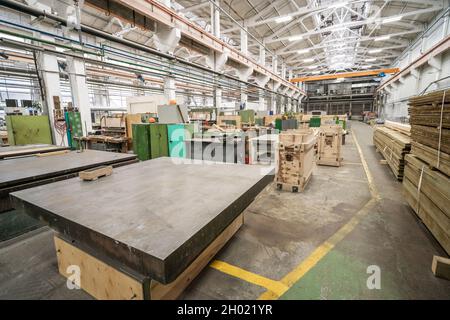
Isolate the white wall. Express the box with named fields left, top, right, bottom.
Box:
left=380, top=7, right=450, bottom=122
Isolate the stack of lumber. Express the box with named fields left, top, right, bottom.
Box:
left=276, top=129, right=316, bottom=192
left=373, top=126, right=411, bottom=180
left=409, top=89, right=450, bottom=158
left=403, top=89, right=450, bottom=255
left=384, top=120, right=411, bottom=136
left=317, top=125, right=343, bottom=167
left=403, top=154, right=450, bottom=255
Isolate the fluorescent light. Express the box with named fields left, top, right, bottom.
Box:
left=329, top=1, right=348, bottom=8
left=366, top=58, right=376, bottom=62
left=375, top=35, right=390, bottom=41
left=311, top=71, right=320, bottom=74
left=361, top=65, right=372, bottom=69
left=369, top=49, right=383, bottom=54
left=275, top=15, right=293, bottom=23
left=297, top=48, right=310, bottom=54
left=382, top=16, right=402, bottom=24
left=288, top=35, right=303, bottom=42
left=308, top=65, right=317, bottom=69
left=304, top=58, right=314, bottom=62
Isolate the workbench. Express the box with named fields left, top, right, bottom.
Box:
left=0, top=150, right=137, bottom=241
left=11, top=158, right=274, bottom=299
left=0, top=144, right=69, bottom=159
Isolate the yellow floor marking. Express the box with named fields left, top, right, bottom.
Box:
left=210, top=260, right=288, bottom=296
left=257, top=129, right=381, bottom=300
left=342, top=161, right=363, bottom=165
left=209, top=127, right=381, bottom=300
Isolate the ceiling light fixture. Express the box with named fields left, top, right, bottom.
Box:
left=368, top=49, right=383, bottom=54
left=303, top=58, right=314, bottom=62
left=366, top=58, right=376, bottom=62
left=311, top=71, right=320, bottom=74
left=382, top=16, right=403, bottom=24
left=288, top=35, right=303, bottom=42
left=375, top=35, right=390, bottom=41
left=275, top=15, right=293, bottom=24
left=329, top=1, right=349, bottom=9
left=297, top=48, right=310, bottom=54
left=308, top=65, right=317, bottom=69
left=361, top=65, right=372, bottom=69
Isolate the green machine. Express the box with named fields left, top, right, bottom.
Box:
left=6, top=115, right=52, bottom=145
left=132, top=123, right=169, bottom=161
left=309, top=116, right=321, bottom=127
left=239, top=109, right=255, bottom=124
left=167, top=124, right=194, bottom=158
left=65, top=111, right=83, bottom=149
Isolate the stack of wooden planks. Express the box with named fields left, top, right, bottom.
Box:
left=403, top=89, right=450, bottom=255
left=276, top=129, right=316, bottom=192
left=373, top=126, right=411, bottom=180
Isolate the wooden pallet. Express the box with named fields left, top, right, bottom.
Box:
left=54, top=213, right=243, bottom=300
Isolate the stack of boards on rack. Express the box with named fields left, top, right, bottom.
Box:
left=373, top=121, right=411, bottom=180
left=403, top=89, right=450, bottom=255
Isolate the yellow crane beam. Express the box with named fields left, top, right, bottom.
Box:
left=290, top=68, right=400, bottom=83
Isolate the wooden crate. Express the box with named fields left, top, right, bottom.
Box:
left=317, top=125, right=343, bottom=167
left=217, top=115, right=241, bottom=128
left=54, top=214, right=243, bottom=300
left=276, top=129, right=316, bottom=192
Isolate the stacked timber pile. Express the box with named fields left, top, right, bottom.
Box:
left=276, top=128, right=316, bottom=192
left=373, top=126, right=411, bottom=180
left=317, top=125, right=343, bottom=167
left=403, top=89, right=450, bottom=255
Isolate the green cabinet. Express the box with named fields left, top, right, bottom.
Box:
left=132, top=124, right=151, bottom=161
left=6, top=115, right=52, bottom=145
left=149, top=124, right=169, bottom=159
left=65, top=111, right=83, bottom=149
left=167, top=124, right=194, bottom=158
left=132, top=123, right=169, bottom=160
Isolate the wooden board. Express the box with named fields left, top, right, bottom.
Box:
left=54, top=213, right=243, bottom=300
left=79, top=166, right=113, bottom=181
left=431, top=255, right=450, bottom=280
left=410, top=141, right=450, bottom=177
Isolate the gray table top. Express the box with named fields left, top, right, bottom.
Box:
left=11, top=157, right=273, bottom=283
left=0, top=150, right=137, bottom=188
left=0, top=144, right=69, bottom=159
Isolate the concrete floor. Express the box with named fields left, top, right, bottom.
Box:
left=0, top=121, right=448, bottom=299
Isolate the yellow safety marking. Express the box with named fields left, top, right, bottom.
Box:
left=210, top=260, right=288, bottom=296
left=209, top=128, right=381, bottom=300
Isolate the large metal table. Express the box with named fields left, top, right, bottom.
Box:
left=11, top=158, right=273, bottom=284
left=0, top=144, right=69, bottom=159
left=0, top=150, right=137, bottom=240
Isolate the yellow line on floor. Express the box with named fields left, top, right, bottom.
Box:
left=209, top=127, right=381, bottom=300
left=257, top=128, right=381, bottom=300
left=210, top=260, right=288, bottom=296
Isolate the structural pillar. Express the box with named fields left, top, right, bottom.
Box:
left=164, top=76, right=176, bottom=103
left=240, top=26, right=248, bottom=56
left=259, top=43, right=266, bottom=66
left=67, top=56, right=92, bottom=134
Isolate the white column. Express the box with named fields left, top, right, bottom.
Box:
left=67, top=56, right=92, bottom=134
left=211, top=0, right=220, bottom=38
left=259, top=43, right=266, bottom=65
left=164, top=77, right=176, bottom=103
left=272, top=56, right=278, bottom=74
left=36, top=52, right=62, bottom=143
left=240, top=26, right=248, bottom=56
left=215, top=87, right=222, bottom=109
left=288, top=69, right=293, bottom=81
left=281, top=63, right=286, bottom=80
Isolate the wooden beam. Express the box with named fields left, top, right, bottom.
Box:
left=291, top=68, right=400, bottom=83
left=432, top=255, right=450, bottom=280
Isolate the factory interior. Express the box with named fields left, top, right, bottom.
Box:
left=0, top=0, right=449, bottom=302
